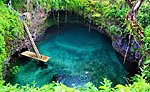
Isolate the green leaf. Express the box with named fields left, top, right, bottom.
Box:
left=144, top=60, right=150, bottom=64
left=92, top=13, right=101, bottom=18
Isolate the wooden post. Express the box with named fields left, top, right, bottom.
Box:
left=23, top=21, right=41, bottom=58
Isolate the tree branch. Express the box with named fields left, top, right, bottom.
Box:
left=124, top=0, right=144, bottom=63
left=126, top=0, right=144, bottom=37
left=126, top=0, right=134, bottom=8
left=134, top=0, right=143, bottom=12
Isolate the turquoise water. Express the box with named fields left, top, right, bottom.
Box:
left=8, top=23, right=128, bottom=87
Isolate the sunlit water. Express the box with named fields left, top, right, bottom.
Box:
left=7, top=23, right=128, bottom=87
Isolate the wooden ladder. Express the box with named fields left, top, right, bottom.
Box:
left=23, top=21, right=41, bottom=58
left=21, top=21, right=50, bottom=62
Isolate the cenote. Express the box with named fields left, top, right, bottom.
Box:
left=6, top=23, right=128, bottom=87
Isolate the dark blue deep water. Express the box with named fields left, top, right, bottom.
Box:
left=8, top=23, right=128, bottom=87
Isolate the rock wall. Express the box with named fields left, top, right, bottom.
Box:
left=11, top=8, right=48, bottom=56
left=2, top=8, right=48, bottom=79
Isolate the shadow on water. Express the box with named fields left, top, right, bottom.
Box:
left=6, top=23, right=129, bottom=87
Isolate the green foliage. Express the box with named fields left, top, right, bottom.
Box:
left=0, top=5, right=24, bottom=41
left=129, top=74, right=150, bottom=92
left=137, top=1, right=150, bottom=28
left=1, top=77, right=148, bottom=92
left=30, top=0, right=52, bottom=12
left=11, top=0, right=26, bottom=12
left=0, top=0, right=150, bottom=92
left=142, top=25, right=150, bottom=50
left=0, top=3, right=24, bottom=87
left=140, top=65, right=150, bottom=82
left=99, top=78, right=113, bottom=92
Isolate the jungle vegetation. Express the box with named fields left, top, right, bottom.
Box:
left=0, top=0, right=150, bottom=91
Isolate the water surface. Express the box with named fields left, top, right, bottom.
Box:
left=8, top=23, right=127, bottom=87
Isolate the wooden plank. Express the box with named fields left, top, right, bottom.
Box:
left=21, top=51, right=50, bottom=62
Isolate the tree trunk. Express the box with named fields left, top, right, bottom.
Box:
left=126, top=0, right=144, bottom=37
left=124, top=0, right=144, bottom=63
